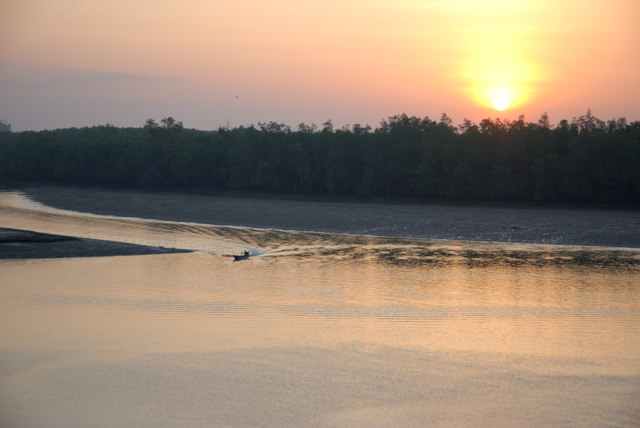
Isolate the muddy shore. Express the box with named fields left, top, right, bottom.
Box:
left=18, top=186, right=640, bottom=249
left=0, top=227, right=188, bottom=260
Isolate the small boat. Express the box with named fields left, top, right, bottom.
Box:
left=232, top=250, right=250, bottom=261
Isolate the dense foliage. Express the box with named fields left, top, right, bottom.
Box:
left=0, top=120, right=11, bottom=133
left=1, top=111, right=639, bottom=204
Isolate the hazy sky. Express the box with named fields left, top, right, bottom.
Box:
left=1, top=0, right=639, bottom=131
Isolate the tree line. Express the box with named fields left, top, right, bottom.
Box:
left=1, top=111, right=639, bottom=204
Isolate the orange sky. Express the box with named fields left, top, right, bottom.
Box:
left=1, top=0, right=639, bottom=131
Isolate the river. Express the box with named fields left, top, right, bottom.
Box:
left=0, top=190, right=638, bottom=427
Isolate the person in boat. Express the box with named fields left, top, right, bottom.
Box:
left=233, top=250, right=250, bottom=261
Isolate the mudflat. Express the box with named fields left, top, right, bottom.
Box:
left=0, top=227, right=187, bottom=260
left=19, top=186, right=640, bottom=249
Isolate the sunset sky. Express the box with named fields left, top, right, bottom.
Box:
left=1, top=0, right=639, bottom=131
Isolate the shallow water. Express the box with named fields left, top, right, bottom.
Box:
left=1, top=192, right=639, bottom=427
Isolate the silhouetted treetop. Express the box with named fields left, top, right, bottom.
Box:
left=144, top=117, right=184, bottom=136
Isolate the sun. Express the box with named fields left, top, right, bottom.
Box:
left=483, top=85, right=516, bottom=112
left=477, top=81, right=523, bottom=112
left=462, top=57, right=537, bottom=113
left=491, top=90, right=511, bottom=111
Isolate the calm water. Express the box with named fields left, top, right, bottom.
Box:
left=1, top=192, right=639, bottom=427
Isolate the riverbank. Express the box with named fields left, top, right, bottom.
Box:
left=0, top=227, right=187, bottom=260
left=18, top=185, right=640, bottom=249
